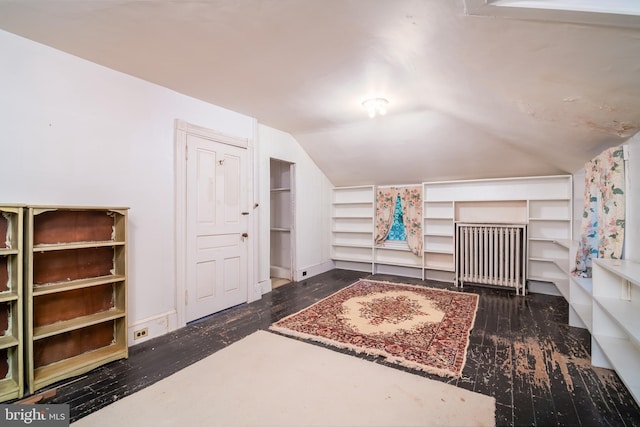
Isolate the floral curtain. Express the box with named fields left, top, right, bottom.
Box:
left=374, top=186, right=423, bottom=256
left=574, top=146, right=625, bottom=277
left=398, top=186, right=423, bottom=256
left=375, top=188, right=398, bottom=245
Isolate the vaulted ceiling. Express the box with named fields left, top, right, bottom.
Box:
left=1, top=0, right=638, bottom=186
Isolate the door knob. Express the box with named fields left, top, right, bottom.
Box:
left=242, top=232, right=249, bottom=238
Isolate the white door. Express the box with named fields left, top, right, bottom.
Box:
left=185, top=133, right=248, bottom=322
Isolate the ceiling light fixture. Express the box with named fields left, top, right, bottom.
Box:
left=362, top=98, right=389, bottom=118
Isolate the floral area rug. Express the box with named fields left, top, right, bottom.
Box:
left=270, top=279, right=479, bottom=377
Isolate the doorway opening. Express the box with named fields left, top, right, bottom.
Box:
left=270, top=158, right=295, bottom=289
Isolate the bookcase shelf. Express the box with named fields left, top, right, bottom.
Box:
left=0, top=336, right=19, bottom=351
left=0, top=292, right=19, bottom=303
left=590, top=259, right=640, bottom=406
left=33, top=240, right=125, bottom=252
left=0, top=205, right=23, bottom=402
left=33, top=309, right=127, bottom=340
left=32, top=275, right=126, bottom=296
left=0, top=379, right=20, bottom=403
left=32, top=343, right=127, bottom=393
left=26, top=206, right=128, bottom=394
left=422, top=199, right=455, bottom=281
left=331, top=186, right=375, bottom=273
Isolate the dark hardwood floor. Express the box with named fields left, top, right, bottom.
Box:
left=28, top=269, right=640, bottom=426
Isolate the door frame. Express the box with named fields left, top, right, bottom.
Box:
left=174, top=119, right=257, bottom=328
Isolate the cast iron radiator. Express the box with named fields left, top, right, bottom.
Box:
left=455, top=223, right=527, bottom=295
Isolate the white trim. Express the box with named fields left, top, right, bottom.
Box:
left=424, top=174, right=572, bottom=186
left=377, top=183, right=422, bottom=189
left=174, top=120, right=187, bottom=328
left=175, top=120, right=249, bottom=149
left=290, top=163, right=298, bottom=283
left=250, top=119, right=262, bottom=301
left=259, top=278, right=273, bottom=295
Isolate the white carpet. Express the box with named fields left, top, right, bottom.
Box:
left=72, top=331, right=495, bottom=427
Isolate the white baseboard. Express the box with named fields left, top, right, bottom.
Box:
left=270, top=265, right=291, bottom=279
left=248, top=279, right=263, bottom=303
left=374, top=264, right=422, bottom=279
left=295, top=260, right=334, bottom=281
left=528, top=280, right=562, bottom=296
left=128, top=310, right=178, bottom=347
left=259, top=278, right=272, bottom=295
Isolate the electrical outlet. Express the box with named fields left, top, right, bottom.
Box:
left=134, top=328, right=148, bottom=340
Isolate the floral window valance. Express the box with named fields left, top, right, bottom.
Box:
left=574, top=146, right=625, bottom=277
left=375, top=186, right=422, bottom=256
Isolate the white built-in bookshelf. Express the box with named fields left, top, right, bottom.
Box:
left=422, top=200, right=455, bottom=282
left=270, top=159, right=294, bottom=281
left=423, top=175, right=573, bottom=295
left=590, top=258, right=640, bottom=406
left=331, top=186, right=375, bottom=273
left=332, top=176, right=573, bottom=294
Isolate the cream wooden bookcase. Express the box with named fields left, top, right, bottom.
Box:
left=591, top=259, right=640, bottom=405
left=331, top=186, right=375, bottom=273
left=423, top=176, right=572, bottom=295
left=0, top=206, right=24, bottom=402
left=25, top=206, right=128, bottom=394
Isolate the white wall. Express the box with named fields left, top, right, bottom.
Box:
left=0, top=30, right=256, bottom=343
left=257, top=125, right=333, bottom=291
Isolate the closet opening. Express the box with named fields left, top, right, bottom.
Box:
left=269, top=158, right=295, bottom=289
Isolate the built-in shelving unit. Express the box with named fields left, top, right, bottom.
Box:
left=423, top=176, right=572, bottom=294
left=591, top=258, right=640, bottom=406
left=270, top=159, right=295, bottom=282
left=567, top=166, right=587, bottom=328
left=423, top=201, right=455, bottom=282
left=331, top=186, right=375, bottom=273
left=25, top=206, right=128, bottom=394
left=527, top=197, right=573, bottom=299
left=569, top=273, right=593, bottom=330
left=333, top=176, right=572, bottom=295
left=0, top=205, right=23, bottom=402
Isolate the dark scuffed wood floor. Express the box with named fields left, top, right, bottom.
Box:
left=34, top=269, right=640, bottom=426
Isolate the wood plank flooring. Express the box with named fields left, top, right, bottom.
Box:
left=33, top=269, right=640, bottom=426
